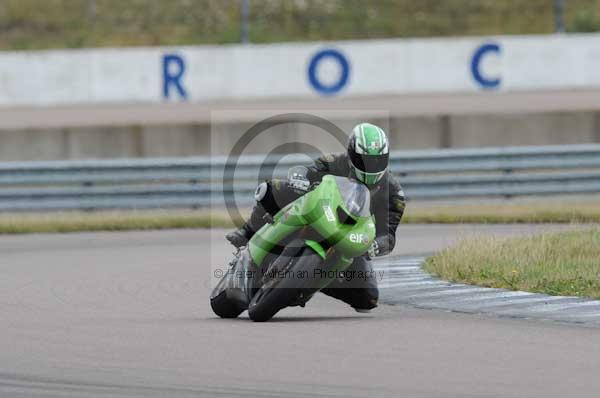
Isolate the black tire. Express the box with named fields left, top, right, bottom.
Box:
left=248, top=247, right=322, bottom=322
left=210, top=267, right=247, bottom=318
left=210, top=290, right=244, bottom=319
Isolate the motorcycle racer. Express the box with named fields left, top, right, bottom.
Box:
left=225, top=123, right=406, bottom=311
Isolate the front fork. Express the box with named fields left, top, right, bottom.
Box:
left=303, top=241, right=355, bottom=291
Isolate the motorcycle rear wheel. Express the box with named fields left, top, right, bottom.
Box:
left=210, top=264, right=247, bottom=318
left=210, top=289, right=245, bottom=318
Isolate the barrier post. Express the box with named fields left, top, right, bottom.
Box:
left=554, top=0, right=566, bottom=33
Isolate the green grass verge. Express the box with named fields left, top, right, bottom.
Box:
left=0, top=211, right=240, bottom=234
left=424, top=228, right=600, bottom=300
left=1, top=202, right=600, bottom=235
left=1, top=0, right=599, bottom=51
left=402, top=202, right=600, bottom=224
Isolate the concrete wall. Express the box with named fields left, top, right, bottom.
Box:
left=448, top=113, right=600, bottom=148
left=2, top=34, right=600, bottom=107
left=1, top=112, right=599, bottom=161
left=2, top=34, right=600, bottom=160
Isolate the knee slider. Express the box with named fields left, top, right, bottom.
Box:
left=351, top=288, right=379, bottom=310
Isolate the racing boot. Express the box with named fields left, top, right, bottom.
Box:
left=225, top=225, right=254, bottom=248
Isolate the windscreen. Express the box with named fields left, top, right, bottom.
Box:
left=334, top=177, right=371, bottom=217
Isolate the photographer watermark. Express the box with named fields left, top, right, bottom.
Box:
left=213, top=265, right=387, bottom=284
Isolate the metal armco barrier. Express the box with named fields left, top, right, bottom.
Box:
left=1, top=144, right=600, bottom=211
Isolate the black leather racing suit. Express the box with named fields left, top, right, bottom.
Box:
left=243, top=152, right=406, bottom=310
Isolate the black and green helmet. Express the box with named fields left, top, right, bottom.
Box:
left=347, top=123, right=389, bottom=186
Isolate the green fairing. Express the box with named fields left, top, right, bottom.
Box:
left=305, top=240, right=326, bottom=259
left=248, top=175, right=376, bottom=274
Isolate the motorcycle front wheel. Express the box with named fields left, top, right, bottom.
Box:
left=248, top=246, right=322, bottom=322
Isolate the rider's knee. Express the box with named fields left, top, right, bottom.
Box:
left=254, top=181, right=268, bottom=201
left=254, top=181, right=279, bottom=214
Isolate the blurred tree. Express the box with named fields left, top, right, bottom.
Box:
left=570, top=8, right=600, bottom=32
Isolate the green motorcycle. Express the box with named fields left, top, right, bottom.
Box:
left=210, top=167, right=376, bottom=322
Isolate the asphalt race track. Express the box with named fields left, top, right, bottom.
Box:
left=2, top=224, right=600, bottom=397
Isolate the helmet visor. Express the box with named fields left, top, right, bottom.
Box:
left=349, top=151, right=389, bottom=174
